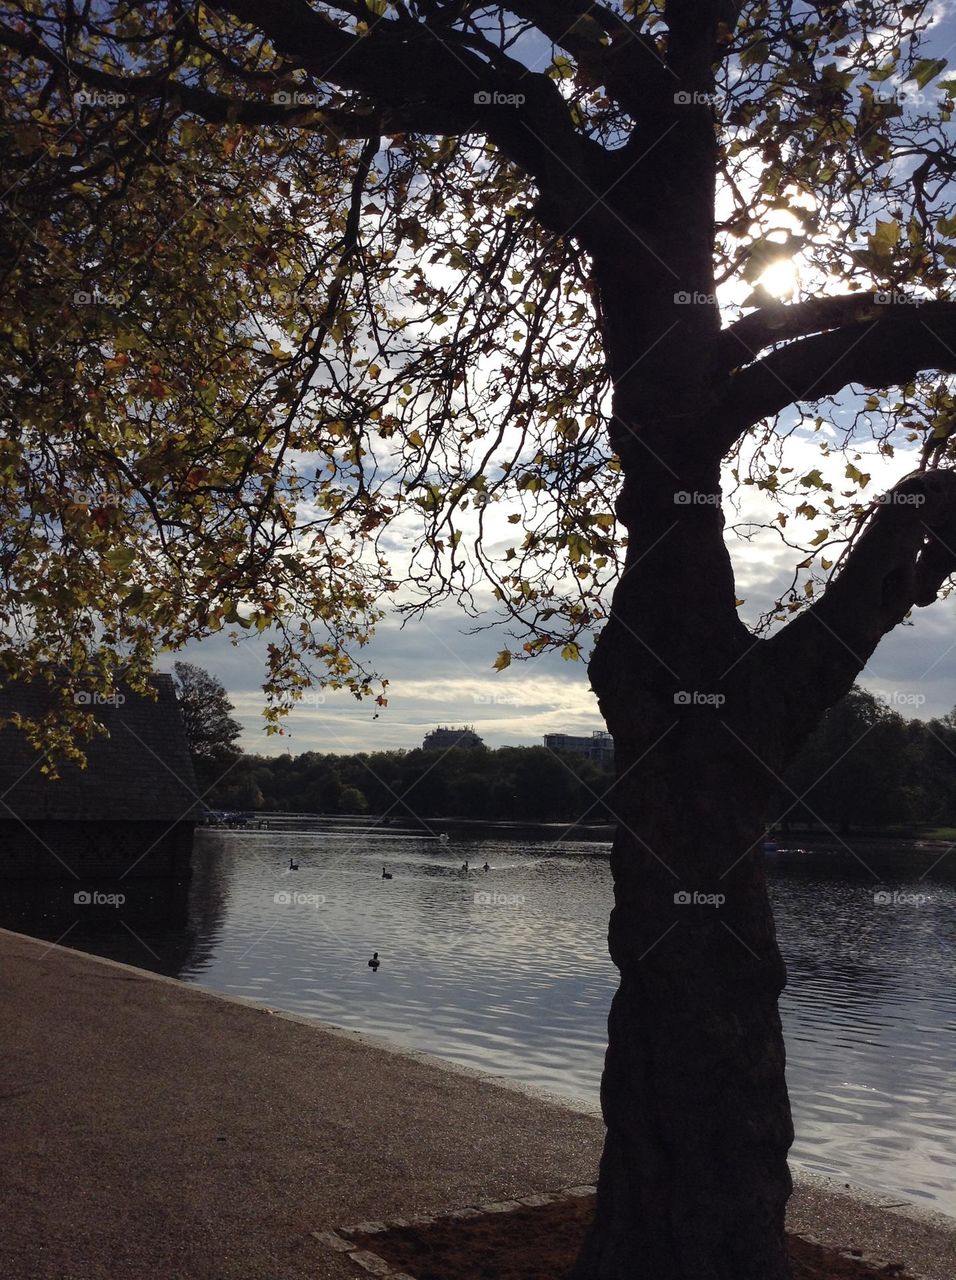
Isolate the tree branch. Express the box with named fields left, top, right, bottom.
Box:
left=765, top=468, right=956, bottom=737
left=715, top=301, right=956, bottom=447
left=209, top=1, right=617, bottom=230
left=718, top=292, right=888, bottom=366
left=502, top=1, right=670, bottom=114
left=2, top=4, right=618, bottom=238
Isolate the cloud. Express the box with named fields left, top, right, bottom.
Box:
left=158, top=608, right=605, bottom=754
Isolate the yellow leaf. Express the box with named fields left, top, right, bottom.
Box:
left=493, top=649, right=512, bottom=671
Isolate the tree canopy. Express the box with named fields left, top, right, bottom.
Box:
left=171, top=659, right=242, bottom=784
left=3, top=1, right=955, bottom=753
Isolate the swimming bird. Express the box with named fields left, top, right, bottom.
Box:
left=289, top=858, right=299, bottom=871
left=382, top=866, right=393, bottom=880
left=439, top=832, right=449, bottom=844
left=482, top=862, right=490, bottom=873
left=461, top=860, right=469, bottom=872
left=368, top=952, right=380, bottom=971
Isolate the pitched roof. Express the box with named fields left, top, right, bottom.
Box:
left=0, top=674, right=201, bottom=822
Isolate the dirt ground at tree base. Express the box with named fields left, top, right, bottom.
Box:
left=346, top=1195, right=916, bottom=1280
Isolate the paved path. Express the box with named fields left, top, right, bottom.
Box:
left=2, top=928, right=954, bottom=1279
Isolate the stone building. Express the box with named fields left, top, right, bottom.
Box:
left=0, top=674, right=200, bottom=881
left=421, top=725, right=485, bottom=752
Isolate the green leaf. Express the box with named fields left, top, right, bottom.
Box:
left=909, top=58, right=947, bottom=90
left=868, top=218, right=900, bottom=258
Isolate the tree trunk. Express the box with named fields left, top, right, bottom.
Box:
left=573, top=447, right=796, bottom=1280
left=571, top=772, right=794, bottom=1280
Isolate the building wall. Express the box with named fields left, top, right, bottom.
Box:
left=0, top=822, right=195, bottom=881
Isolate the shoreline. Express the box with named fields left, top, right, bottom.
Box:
left=2, top=926, right=954, bottom=1279
left=203, top=815, right=956, bottom=859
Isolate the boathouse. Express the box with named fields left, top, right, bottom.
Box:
left=0, top=674, right=200, bottom=880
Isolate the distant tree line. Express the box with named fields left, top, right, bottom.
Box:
left=773, top=686, right=956, bottom=833
left=208, top=743, right=617, bottom=824
left=176, top=667, right=956, bottom=831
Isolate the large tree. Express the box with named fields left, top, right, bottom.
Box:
left=171, top=659, right=243, bottom=781
left=3, top=2, right=956, bottom=1276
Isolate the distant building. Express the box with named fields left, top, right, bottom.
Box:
left=422, top=725, right=484, bottom=752
left=0, top=674, right=200, bottom=881
left=543, top=730, right=614, bottom=768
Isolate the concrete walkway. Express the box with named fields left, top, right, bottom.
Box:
left=1, top=927, right=954, bottom=1280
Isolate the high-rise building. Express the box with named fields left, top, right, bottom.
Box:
left=543, top=730, right=614, bottom=767
left=422, top=725, right=485, bottom=752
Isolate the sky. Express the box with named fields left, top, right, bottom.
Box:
left=159, top=4, right=956, bottom=757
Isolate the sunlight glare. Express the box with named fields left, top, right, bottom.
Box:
left=757, top=257, right=799, bottom=299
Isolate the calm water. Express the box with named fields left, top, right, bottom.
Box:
left=3, top=826, right=955, bottom=1213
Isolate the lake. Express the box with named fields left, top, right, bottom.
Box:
left=3, top=823, right=955, bottom=1214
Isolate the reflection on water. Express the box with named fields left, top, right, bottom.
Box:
left=2, top=827, right=954, bottom=1212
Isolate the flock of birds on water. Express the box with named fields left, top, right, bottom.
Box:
left=285, top=834, right=493, bottom=974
